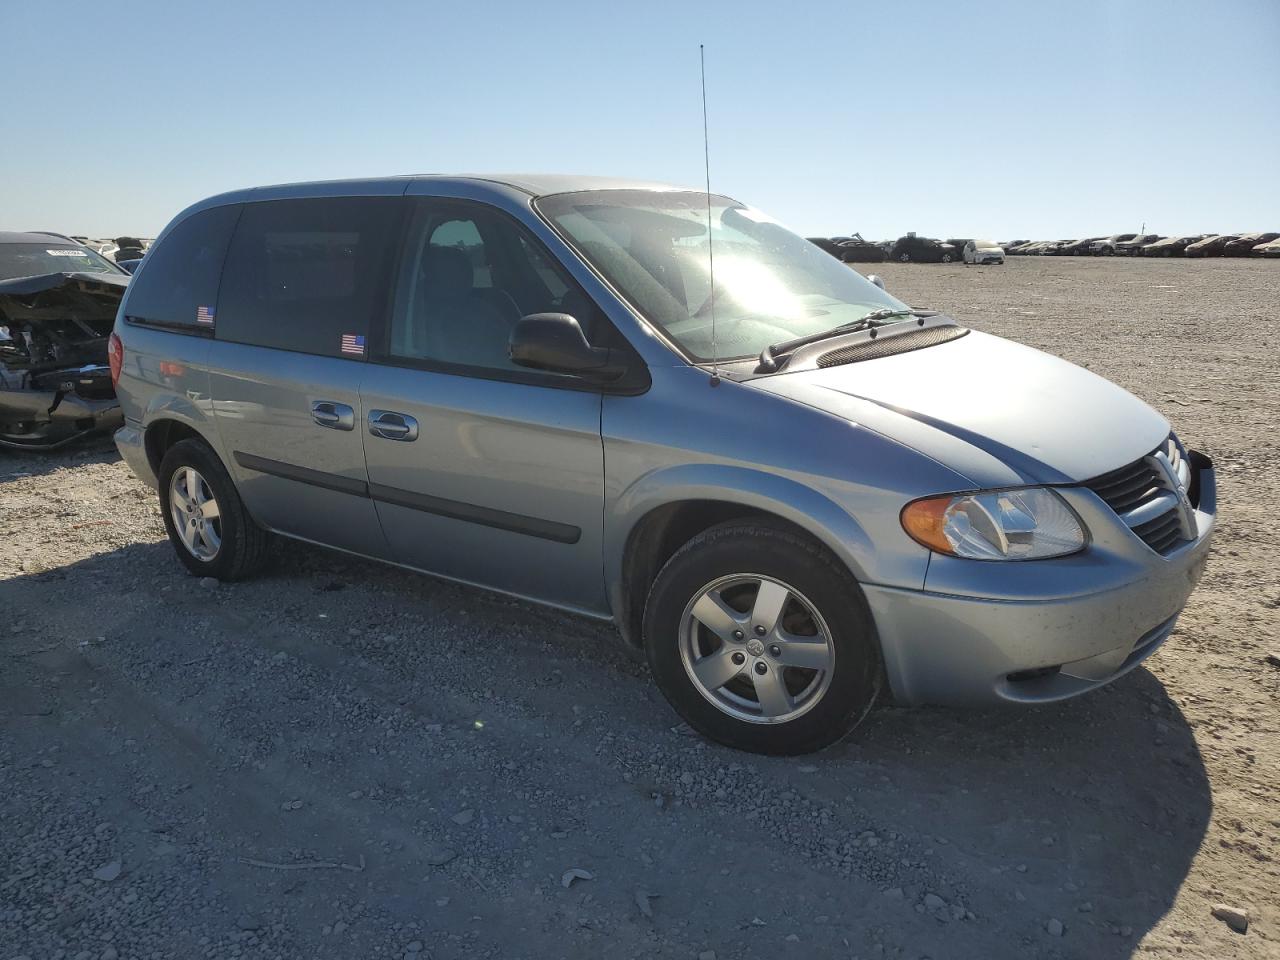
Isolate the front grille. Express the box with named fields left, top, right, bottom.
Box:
left=1085, top=457, right=1163, bottom=513
left=817, top=325, right=968, bottom=368
left=1084, top=436, right=1193, bottom=555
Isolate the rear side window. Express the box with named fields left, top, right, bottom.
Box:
left=215, top=197, right=400, bottom=358
left=124, top=204, right=240, bottom=330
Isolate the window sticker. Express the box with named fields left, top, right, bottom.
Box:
left=196, top=305, right=215, bottom=324
left=340, top=333, right=366, bottom=356
left=47, top=249, right=89, bottom=256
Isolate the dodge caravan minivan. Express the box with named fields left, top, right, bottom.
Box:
left=111, top=175, right=1216, bottom=755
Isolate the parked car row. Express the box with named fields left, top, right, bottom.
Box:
left=1005, top=232, right=1279, bottom=257
left=807, top=234, right=1007, bottom=264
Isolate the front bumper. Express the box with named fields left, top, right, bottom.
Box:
left=864, top=458, right=1216, bottom=706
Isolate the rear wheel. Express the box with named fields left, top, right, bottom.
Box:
left=158, top=438, right=270, bottom=580
left=941, top=253, right=953, bottom=263
left=898, top=253, right=910, bottom=262
left=644, top=521, right=881, bottom=755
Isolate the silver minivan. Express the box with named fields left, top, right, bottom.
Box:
left=110, top=175, right=1216, bottom=755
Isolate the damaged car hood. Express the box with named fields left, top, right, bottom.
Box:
left=749, top=329, right=1170, bottom=488
left=0, top=271, right=127, bottom=372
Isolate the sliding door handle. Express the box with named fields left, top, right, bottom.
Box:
left=311, top=400, right=355, bottom=431
left=368, top=409, right=419, bottom=442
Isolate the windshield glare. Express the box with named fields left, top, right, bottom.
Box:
left=0, top=243, right=123, bottom=282
left=535, top=190, right=908, bottom=362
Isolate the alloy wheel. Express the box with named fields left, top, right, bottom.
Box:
left=679, top=574, right=835, bottom=724
left=169, top=466, right=222, bottom=561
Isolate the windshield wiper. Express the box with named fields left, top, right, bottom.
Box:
left=756, top=309, right=917, bottom=372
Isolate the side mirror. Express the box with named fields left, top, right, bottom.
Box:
left=509, top=313, right=626, bottom=382
left=867, top=274, right=886, bottom=290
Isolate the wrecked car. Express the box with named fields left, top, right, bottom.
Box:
left=0, top=232, right=127, bottom=449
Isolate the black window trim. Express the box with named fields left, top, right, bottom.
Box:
left=371, top=196, right=650, bottom=396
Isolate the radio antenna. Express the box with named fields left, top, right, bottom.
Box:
left=700, top=44, right=720, bottom=387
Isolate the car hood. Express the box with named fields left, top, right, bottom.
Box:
left=0, top=272, right=127, bottom=374
left=748, top=329, right=1170, bottom=488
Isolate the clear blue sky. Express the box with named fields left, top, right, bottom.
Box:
left=4, top=0, right=1277, bottom=240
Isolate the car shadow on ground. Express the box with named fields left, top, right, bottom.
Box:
left=4, top=536, right=1211, bottom=958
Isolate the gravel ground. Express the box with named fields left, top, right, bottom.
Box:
left=2, top=256, right=1277, bottom=960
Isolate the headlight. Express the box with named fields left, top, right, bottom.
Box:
left=901, top=488, right=1086, bottom=560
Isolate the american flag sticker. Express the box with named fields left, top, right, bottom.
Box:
left=340, top=333, right=366, bottom=356
left=195, top=305, right=215, bottom=324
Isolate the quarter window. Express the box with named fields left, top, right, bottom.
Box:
left=124, top=204, right=240, bottom=329
left=216, top=197, right=400, bottom=357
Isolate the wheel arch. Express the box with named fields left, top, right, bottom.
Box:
left=607, top=465, right=875, bottom=649
left=143, top=413, right=220, bottom=479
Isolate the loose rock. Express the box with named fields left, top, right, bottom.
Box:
left=562, top=867, right=594, bottom=888
left=1211, top=903, right=1249, bottom=934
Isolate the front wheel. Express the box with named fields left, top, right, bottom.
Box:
left=898, top=253, right=910, bottom=262
left=643, top=521, right=881, bottom=755
left=941, top=253, right=953, bottom=263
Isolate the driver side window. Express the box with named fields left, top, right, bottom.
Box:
left=389, top=201, right=605, bottom=373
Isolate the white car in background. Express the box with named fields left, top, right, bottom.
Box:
left=964, top=240, right=1005, bottom=265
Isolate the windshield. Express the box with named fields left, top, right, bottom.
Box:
left=535, top=190, right=908, bottom=362
left=0, top=243, right=124, bottom=281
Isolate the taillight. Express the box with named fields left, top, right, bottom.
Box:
left=108, top=332, right=123, bottom=388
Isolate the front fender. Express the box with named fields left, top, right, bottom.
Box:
left=605, top=462, right=880, bottom=620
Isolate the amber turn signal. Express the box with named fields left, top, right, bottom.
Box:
left=901, top=496, right=955, bottom=554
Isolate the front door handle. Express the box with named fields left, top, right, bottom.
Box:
left=311, top=400, right=355, bottom=431
left=368, top=409, right=419, bottom=442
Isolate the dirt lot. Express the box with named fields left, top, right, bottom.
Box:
left=2, top=256, right=1277, bottom=960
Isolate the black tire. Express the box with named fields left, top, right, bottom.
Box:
left=898, top=253, right=910, bottom=263
left=643, top=521, right=881, bottom=755
left=157, top=437, right=270, bottom=580
left=941, top=253, right=953, bottom=263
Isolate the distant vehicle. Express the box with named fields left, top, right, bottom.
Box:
left=0, top=231, right=127, bottom=448
left=945, top=239, right=973, bottom=256
left=1115, top=234, right=1162, bottom=256
left=1139, top=235, right=1203, bottom=257
left=1041, top=240, right=1078, bottom=256
left=890, top=235, right=956, bottom=263
left=1003, top=241, right=1035, bottom=255
left=1222, top=232, right=1279, bottom=256
left=1054, top=238, right=1103, bottom=256
left=963, top=240, right=1005, bottom=265
left=1017, top=241, right=1055, bottom=256
left=837, top=234, right=887, bottom=263
left=1252, top=236, right=1280, bottom=257
left=1184, top=235, right=1239, bottom=258
left=1088, top=234, right=1137, bottom=256
left=806, top=237, right=844, bottom=258
left=114, top=236, right=147, bottom=263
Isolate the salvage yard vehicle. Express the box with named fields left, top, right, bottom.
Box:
left=1223, top=232, right=1279, bottom=256
left=1140, top=235, right=1203, bottom=257
left=111, top=175, right=1217, bottom=755
left=1252, top=235, right=1280, bottom=257
left=0, top=232, right=127, bottom=449
left=1184, top=234, right=1239, bottom=257
left=1088, top=234, right=1137, bottom=256
left=836, top=233, right=887, bottom=263
left=1115, top=233, right=1162, bottom=255
left=962, top=240, right=1005, bottom=264
left=890, top=234, right=956, bottom=262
